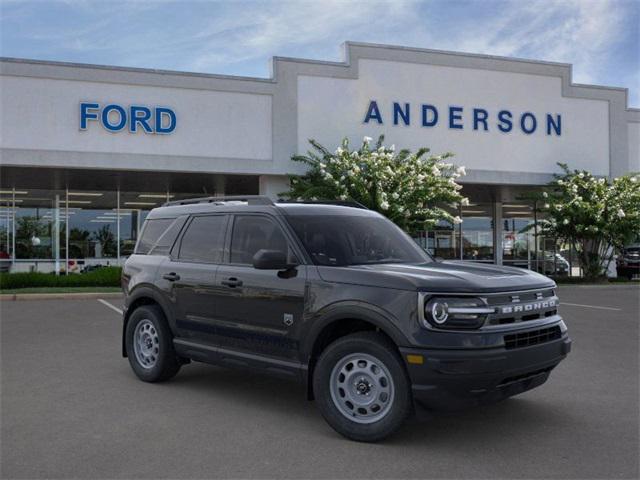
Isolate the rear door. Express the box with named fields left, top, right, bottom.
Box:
left=159, top=214, right=229, bottom=343
left=214, top=214, right=307, bottom=361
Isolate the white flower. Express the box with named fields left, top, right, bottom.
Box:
left=631, top=176, right=638, bottom=183
left=392, top=192, right=400, bottom=200
left=453, top=216, right=463, bottom=224
left=339, top=194, right=347, bottom=201
left=578, top=172, right=584, bottom=178
left=363, top=136, right=372, bottom=144
left=390, top=144, right=395, bottom=152
left=542, top=191, right=548, bottom=198
left=544, top=203, right=550, bottom=209
left=335, top=147, right=343, bottom=155
left=380, top=200, right=390, bottom=210
left=617, top=209, right=626, bottom=218
left=563, top=219, right=569, bottom=225
left=460, top=197, right=470, bottom=206
left=456, top=166, right=466, bottom=176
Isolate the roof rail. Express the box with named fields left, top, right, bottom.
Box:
left=163, top=195, right=274, bottom=207
left=277, top=199, right=369, bottom=210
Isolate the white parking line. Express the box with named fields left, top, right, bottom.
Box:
left=561, top=302, right=621, bottom=311
left=98, top=299, right=123, bottom=315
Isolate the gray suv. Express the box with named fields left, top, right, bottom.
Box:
left=122, top=196, right=571, bottom=442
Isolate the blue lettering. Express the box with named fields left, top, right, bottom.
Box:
left=363, top=100, right=383, bottom=124
left=449, top=106, right=463, bottom=129
left=80, top=102, right=99, bottom=130
left=393, top=102, right=410, bottom=126
left=520, top=112, right=537, bottom=134
left=546, top=114, right=561, bottom=136
left=101, top=104, right=127, bottom=132
left=421, top=104, right=438, bottom=127
left=497, top=110, right=513, bottom=132
left=473, top=108, right=489, bottom=131
left=130, top=105, right=153, bottom=133
left=155, top=107, right=176, bottom=134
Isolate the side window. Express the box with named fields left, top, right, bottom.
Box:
left=178, top=215, right=227, bottom=263
left=135, top=218, right=174, bottom=255
left=150, top=217, right=186, bottom=255
left=230, top=216, right=289, bottom=264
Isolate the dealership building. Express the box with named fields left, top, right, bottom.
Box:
left=0, top=42, right=638, bottom=273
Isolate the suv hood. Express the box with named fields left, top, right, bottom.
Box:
left=317, top=260, right=555, bottom=293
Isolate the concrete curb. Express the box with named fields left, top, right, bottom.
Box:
left=0, top=292, right=123, bottom=301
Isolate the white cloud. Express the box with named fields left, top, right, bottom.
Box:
left=1, top=0, right=636, bottom=103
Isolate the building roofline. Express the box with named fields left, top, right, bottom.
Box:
left=0, top=56, right=274, bottom=84
left=1, top=40, right=636, bottom=110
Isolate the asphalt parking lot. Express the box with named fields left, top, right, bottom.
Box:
left=1, top=285, right=638, bottom=479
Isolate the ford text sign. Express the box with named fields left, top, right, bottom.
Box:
left=80, top=103, right=176, bottom=134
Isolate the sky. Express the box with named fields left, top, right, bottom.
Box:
left=1, top=0, right=638, bottom=106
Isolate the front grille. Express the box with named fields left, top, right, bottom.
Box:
left=485, top=288, right=558, bottom=326
left=504, top=326, right=561, bottom=350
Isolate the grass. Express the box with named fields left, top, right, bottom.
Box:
left=0, top=286, right=123, bottom=295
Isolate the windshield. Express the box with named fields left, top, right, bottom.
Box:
left=285, top=214, right=432, bottom=266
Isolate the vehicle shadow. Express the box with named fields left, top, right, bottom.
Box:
left=162, top=362, right=574, bottom=445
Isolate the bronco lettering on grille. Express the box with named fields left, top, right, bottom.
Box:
left=500, top=299, right=556, bottom=314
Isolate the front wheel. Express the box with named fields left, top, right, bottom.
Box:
left=313, top=332, right=412, bottom=442
left=125, top=305, right=181, bottom=382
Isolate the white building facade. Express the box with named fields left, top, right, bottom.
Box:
left=1, top=42, right=638, bottom=273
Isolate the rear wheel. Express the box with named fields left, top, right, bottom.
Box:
left=125, top=305, right=181, bottom=382
left=313, top=332, right=412, bottom=442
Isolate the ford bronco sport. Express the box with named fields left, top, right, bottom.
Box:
left=122, top=196, right=571, bottom=442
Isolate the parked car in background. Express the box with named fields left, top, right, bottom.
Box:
left=0, top=250, right=10, bottom=272
left=616, top=244, right=640, bottom=280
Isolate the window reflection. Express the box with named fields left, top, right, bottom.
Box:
left=502, top=203, right=535, bottom=267
left=461, top=204, right=493, bottom=262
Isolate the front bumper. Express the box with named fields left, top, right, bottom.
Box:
left=400, top=333, right=571, bottom=411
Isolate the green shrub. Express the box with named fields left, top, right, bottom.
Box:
left=0, top=267, right=122, bottom=290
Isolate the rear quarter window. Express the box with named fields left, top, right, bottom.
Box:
left=135, top=217, right=185, bottom=255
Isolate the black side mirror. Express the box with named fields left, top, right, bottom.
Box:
left=252, top=249, right=294, bottom=270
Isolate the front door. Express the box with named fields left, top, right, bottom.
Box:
left=214, top=214, right=306, bottom=361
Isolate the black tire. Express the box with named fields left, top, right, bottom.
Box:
left=313, top=331, right=412, bottom=442
left=125, top=305, right=181, bottom=382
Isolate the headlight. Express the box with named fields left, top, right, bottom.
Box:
left=421, top=296, right=494, bottom=329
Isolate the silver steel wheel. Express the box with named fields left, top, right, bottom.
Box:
left=329, top=352, right=395, bottom=424
left=133, top=319, right=159, bottom=369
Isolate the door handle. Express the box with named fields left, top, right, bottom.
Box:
left=162, top=272, right=180, bottom=281
left=221, top=277, right=243, bottom=288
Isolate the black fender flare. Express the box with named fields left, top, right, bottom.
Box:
left=300, top=301, right=410, bottom=364
left=121, top=284, right=174, bottom=357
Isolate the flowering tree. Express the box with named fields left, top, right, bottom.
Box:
left=536, top=163, right=640, bottom=279
left=280, top=135, right=468, bottom=233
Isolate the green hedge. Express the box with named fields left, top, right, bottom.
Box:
left=0, top=267, right=122, bottom=290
